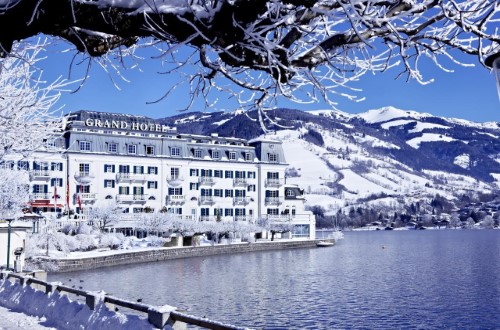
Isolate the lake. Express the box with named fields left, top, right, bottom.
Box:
left=49, top=230, right=500, bottom=329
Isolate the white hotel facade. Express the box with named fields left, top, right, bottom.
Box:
left=13, top=111, right=315, bottom=239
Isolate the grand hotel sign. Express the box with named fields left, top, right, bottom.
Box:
left=85, top=118, right=173, bottom=132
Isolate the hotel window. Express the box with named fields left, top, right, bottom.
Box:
left=145, top=145, right=155, bottom=155
left=77, top=185, right=90, bottom=193
left=118, top=165, right=130, bottom=173
left=50, top=178, right=63, bottom=187
left=17, top=161, right=29, bottom=170
left=133, top=165, right=144, bottom=174
left=147, top=181, right=158, bottom=189
left=267, top=172, right=279, bottom=179
left=190, top=183, right=199, bottom=190
left=104, top=180, right=115, bottom=188
left=267, top=208, right=279, bottom=215
left=50, top=162, right=63, bottom=171
left=171, top=147, right=180, bottom=156
left=228, top=152, right=236, bottom=160
left=32, top=184, right=48, bottom=194
left=148, top=166, right=158, bottom=175
left=247, top=171, right=256, bottom=179
left=225, top=209, right=234, bottom=216
left=128, top=144, right=137, bottom=154
left=225, top=189, right=234, bottom=197
left=119, top=186, right=129, bottom=195
left=79, top=141, right=92, bottom=151
left=245, top=153, right=252, bottom=161
left=108, top=143, right=118, bottom=153
left=268, top=153, right=278, bottom=162
left=194, top=149, right=202, bottom=158
left=286, top=189, right=295, bottom=197
left=190, top=169, right=199, bottom=176
left=235, top=171, right=246, bottom=178
left=79, top=163, right=90, bottom=175
left=214, top=170, right=223, bottom=178
left=104, top=164, right=115, bottom=173
left=212, top=151, right=220, bottom=159
left=133, top=208, right=143, bottom=213
left=247, top=185, right=256, bottom=192
left=225, top=170, right=233, bottom=178
left=214, top=189, right=223, bottom=197
left=171, top=167, right=180, bottom=179
left=266, top=190, right=279, bottom=198
left=235, top=208, right=246, bottom=216
left=168, top=187, right=183, bottom=195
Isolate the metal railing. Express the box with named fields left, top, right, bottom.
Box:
left=30, top=193, right=51, bottom=200
left=233, top=196, right=250, bottom=205
left=264, top=197, right=283, bottom=205
left=116, top=194, right=147, bottom=202
left=233, top=178, right=248, bottom=186
left=198, top=177, right=216, bottom=185
left=265, top=178, right=282, bottom=187
left=167, top=195, right=186, bottom=204
left=30, top=170, right=51, bottom=178
left=199, top=196, right=215, bottom=204
left=116, top=173, right=147, bottom=181
left=0, top=271, right=247, bottom=330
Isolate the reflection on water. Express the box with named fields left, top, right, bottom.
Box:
left=49, top=230, right=500, bottom=329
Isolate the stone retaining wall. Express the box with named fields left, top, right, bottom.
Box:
left=44, top=239, right=334, bottom=273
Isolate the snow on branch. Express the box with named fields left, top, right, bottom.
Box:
left=0, top=40, right=68, bottom=161
left=1, top=1, right=499, bottom=119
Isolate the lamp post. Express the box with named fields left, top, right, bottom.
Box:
left=485, top=53, right=500, bottom=101
left=6, top=218, right=14, bottom=270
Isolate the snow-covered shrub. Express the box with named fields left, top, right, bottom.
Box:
left=76, top=223, right=94, bottom=235
left=61, top=224, right=77, bottom=236
left=74, top=234, right=98, bottom=251
left=98, top=233, right=127, bottom=249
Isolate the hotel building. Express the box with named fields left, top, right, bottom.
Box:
left=7, top=111, right=315, bottom=239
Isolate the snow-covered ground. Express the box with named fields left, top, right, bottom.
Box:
left=0, top=278, right=155, bottom=329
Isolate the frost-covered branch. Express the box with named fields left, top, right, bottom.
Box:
left=0, top=40, right=67, bottom=160
left=2, top=1, right=499, bottom=117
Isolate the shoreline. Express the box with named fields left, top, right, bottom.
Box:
left=28, top=239, right=334, bottom=273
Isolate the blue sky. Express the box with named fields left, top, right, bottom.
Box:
left=38, top=42, right=499, bottom=123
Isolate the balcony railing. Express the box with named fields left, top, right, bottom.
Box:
left=199, top=196, right=215, bottom=205
left=30, top=193, right=50, bottom=200
left=79, top=193, right=97, bottom=201
left=74, top=171, right=95, bottom=183
left=199, top=216, right=215, bottom=221
left=198, top=177, right=216, bottom=185
left=167, top=195, right=186, bottom=204
left=116, top=194, right=147, bottom=203
left=116, top=173, right=147, bottom=182
left=233, top=178, right=248, bottom=186
left=233, top=196, right=250, bottom=205
left=235, top=215, right=251, bottom=222
left=30, top=170, right=51, bottom=179
left=166, top=175, right=184, bottom=187
left=265, top=197, right=283, bottom=205
left=265, top=178, right=282, bottom=187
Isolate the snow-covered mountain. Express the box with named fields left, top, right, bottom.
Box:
left=158, top=107, right=500, bottom=214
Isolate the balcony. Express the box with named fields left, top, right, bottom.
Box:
left=265, top=197, right=283, bottom=205
left=199, top=196, right=215, bottom=205
left=30, top=170, right=51, bottom=180
left=116, top=173, right=147, bottom=183
left=79, top=193, right=97, bottom=201
left=233, top=196, right=250, bottom=205
left=235, top=215, right=252, bottom=222
left=199, top=216, right=215, bottom=221
left=74, top=171, right=95, bottom=183
left=265, top=178, right=283, bottom=187
left=198, top=177, right=216, bottom=186
left=116, top=194, right=147, bottom=203
left=30, top=193, right=50, bottom=200
left=233, top=178, right=248, bottom=186
left=166, top=175, right=184, bottom=187
left=167, top=195, right=186, bottom=204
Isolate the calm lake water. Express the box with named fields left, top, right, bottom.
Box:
left=49, top=230, right=500, bottom=329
